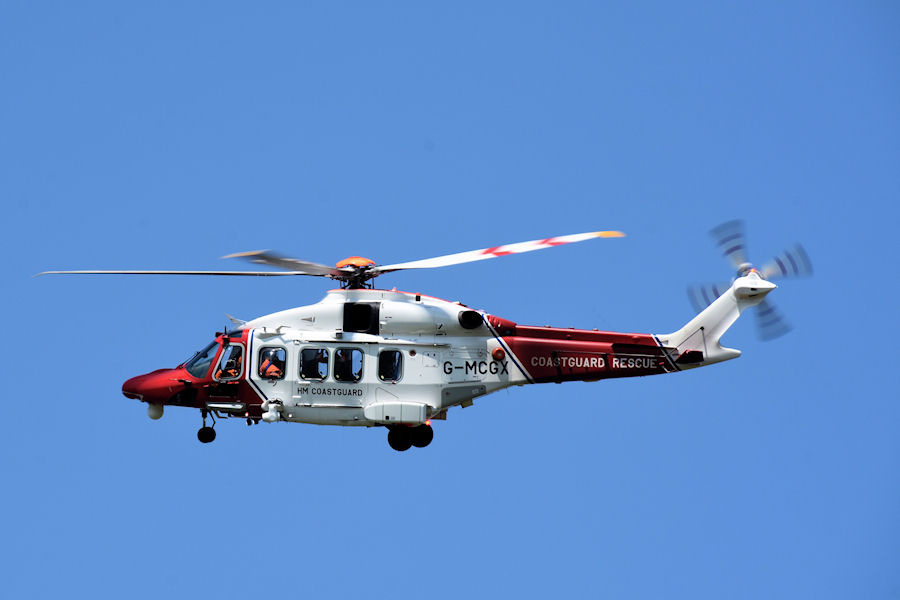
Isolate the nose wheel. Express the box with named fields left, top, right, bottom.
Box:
left=197, top=409, right=217, bottom=444
left=387, top=424, right=433, bottom=451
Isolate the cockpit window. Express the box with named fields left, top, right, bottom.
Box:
left=186, top=342, right=218, bottom=378
left=215, top=345, right=244, bottom=381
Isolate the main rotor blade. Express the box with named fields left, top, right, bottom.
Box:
left=222, top=251, right=350, bottom=278
left=710, top=220, right=749, bottom=270
left=372, top=230, right=625, bottom=273
left=760, top=244, right=813, bottom=280
left=36, top=270, right=312, bottom=277
left=756, top=298, right=792, bottom=340
left=687, top=282, right=732, bottom=313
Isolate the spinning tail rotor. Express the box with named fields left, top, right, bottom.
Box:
left=689, top=220, right=812, bottom=340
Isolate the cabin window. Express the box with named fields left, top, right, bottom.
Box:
left=258, top=347, right=286, bottom=380
left=378, top=350, right=403, bottom=382
left=334, top=348, right=363, bottom=382
left=186, top=341, right=218, bottom=378
left=215, top=345, right=244, bottom=381
left=300, top=348, right=329, bottom=381
left=343, top=302, right=379, bottom=334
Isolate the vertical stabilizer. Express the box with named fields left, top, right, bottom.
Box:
left=657, top=272, right=776, bottom=368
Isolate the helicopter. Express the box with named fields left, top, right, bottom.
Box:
left=39, top=221, right=810, bottom=451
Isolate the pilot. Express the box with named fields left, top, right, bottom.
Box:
left=259, top=350, right=284, bottom=379
left=216, top=351, right=243, bottom=380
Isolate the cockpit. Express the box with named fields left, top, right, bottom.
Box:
left=122, top=330, right=251, bottom=425
left=182, top=331, right=247, bottom=381
left=184, top=341, right=218, bottom=377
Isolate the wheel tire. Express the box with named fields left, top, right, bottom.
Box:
left=197, top=426, right=216, bottom=443
left=410, top=424, right=434, bottom=448
left=387, top=428, right=412, bottom=452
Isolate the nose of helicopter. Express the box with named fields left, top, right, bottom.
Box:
left=122, top=369, right=172, bottom=402
left=122, top=374, right=147, bottom=400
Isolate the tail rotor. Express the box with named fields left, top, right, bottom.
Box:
left=689, top=220, right=812, bottom=341
left=755, top=298, right=792, bottom=341
left=687, top=282, right=732, bottom=314
left=761, top=244, right=813, bottom=280
left=709, top=219, right=750, bottom=271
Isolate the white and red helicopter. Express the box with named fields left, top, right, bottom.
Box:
left=40, top=221, right=810, bottom=450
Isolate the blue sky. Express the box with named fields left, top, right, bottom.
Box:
left=3, top=2, right=898, bottom=598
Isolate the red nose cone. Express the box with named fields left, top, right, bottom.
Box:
left=122, top=375, right=146, bottom=400
left=122, top=369, right=175, bottom=402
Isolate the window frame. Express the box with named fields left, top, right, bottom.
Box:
left=377, top=349, right=403, bottom=383
left=299, top=346, right=330, bottom=382
left=333, top=347, right=364, bottom=383
left=257, top=346, right=287, bottom=381
left=214, top=343, right=245, bottom=382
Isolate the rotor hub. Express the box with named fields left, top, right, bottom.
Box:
left=336, top=256, right=376, bottom=269
left=736, top=262, right=758, bottom=278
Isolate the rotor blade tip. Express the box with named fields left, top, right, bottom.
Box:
left=594, top=231, right=625, bottom=238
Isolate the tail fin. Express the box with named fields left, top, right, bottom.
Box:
left=657, top=272, right=776, bottom=368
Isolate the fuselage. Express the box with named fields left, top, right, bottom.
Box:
left=122, top=288, right=683, bottom=427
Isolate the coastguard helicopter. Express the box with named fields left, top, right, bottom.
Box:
left=39, top=222, right=810, bottom=451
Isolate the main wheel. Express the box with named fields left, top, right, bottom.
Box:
left=387, top=428, right=412, bottom=452
left=410, top=424, right=434, bottom=448
left=197, top=426, right=216, bottom=444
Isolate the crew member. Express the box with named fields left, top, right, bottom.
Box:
left=216, top=350, right=243, bottom=379
left=259, top=349, right=284, bottom=379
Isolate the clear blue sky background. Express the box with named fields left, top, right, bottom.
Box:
left=3, top=2, right=898, bottom=598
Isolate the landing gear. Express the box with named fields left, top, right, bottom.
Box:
left=387, top=424, right=433, bottom=451
left=197, top=426, right=216, bottom=443
left=197, top=409, right=216, bottom=444
left=387, top=427, right=412, bottom=452
left=410, top=424, right=434, bottom=448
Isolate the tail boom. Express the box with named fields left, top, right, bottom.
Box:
left=485, top=319, right=679, bottom=384
left=487, top=272, right=775, bottom=383
left=656, top=272, right=776, bottom=369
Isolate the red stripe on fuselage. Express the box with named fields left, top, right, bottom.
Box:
left=493, top=322, right=671, bottom=383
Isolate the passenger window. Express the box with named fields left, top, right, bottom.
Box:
left=300, top=348, right=329, bottom=381
left=215, top=345, right=244, bottom=381
left=334, top=348, right=363, bottom=382
left=258, top=347, right=286, bottom=380
left=378, top=350, right=402, bottom=382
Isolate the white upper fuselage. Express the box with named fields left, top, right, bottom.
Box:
left=242, top=289, right=525, bottom=426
